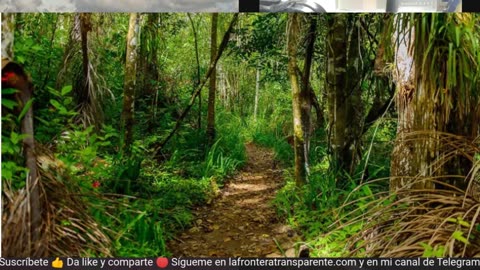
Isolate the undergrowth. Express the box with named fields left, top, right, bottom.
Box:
left=273, top=170, right=387, bottom=257
left=272, top=130, right=480, bottom=258
left=270, top=120, right=397, bottom=257
left=4, top=83, right=248, bottom=256
left=95, top=110, right=247, bottom=256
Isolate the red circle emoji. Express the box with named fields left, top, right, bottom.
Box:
left=156, top=257, right=168, bottom=268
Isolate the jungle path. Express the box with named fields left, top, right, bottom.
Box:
left=168, top=143, right=300, bottom=257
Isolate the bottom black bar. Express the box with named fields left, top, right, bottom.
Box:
left=239, top=0, right=260, bottom=12
left=1, top=257, right=480, bottom=270
left=462, top=0, right=480, bottom=12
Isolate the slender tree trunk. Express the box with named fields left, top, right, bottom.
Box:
left=288, top=13, right=307, bottom=186
left=2, top=13, right=42, bottom=255
left=207, top=13, right=218, bottom=145
left=75, top=13, right=104, bottom=128
left=148, top=14, right=160, bottom=129
left=122, top=13, right=139, bottom=155
left=326, top=14, right=347, bottom=175
left=187, top=13, right=202, bottom=130
left=300, top=15, right=317, bottom=166
left=254, top=63, right=260, bottom=122
left=60, top=13, right=104, bottom=128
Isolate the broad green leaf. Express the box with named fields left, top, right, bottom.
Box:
left=50, top=99, right=66, bottom=111
left=2, top=99, right=17, bottom=110
left=47, top=86, right=61, bottom=97
left=2, top=88, right=18, bottom=95
left=61, top=85, right=73, bottom=96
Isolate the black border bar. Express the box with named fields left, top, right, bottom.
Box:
left=463, top=1, right=480, bottom=12
left=239, top=0, right=260, bottom=12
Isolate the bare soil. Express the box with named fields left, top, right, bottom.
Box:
left=168, top=143, right=299, bottom=257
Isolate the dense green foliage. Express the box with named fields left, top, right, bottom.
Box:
left=3, top=13, right=248, bottom=256
left=2, top=13, right=479, bottom=257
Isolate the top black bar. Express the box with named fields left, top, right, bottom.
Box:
left=463, top=1, right=480, bottom=12
left=239, top=0, right=260, bottom=12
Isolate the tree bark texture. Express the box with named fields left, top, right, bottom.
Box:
left=2, top=61, right=43, bottom=255
left=254, top=63, right=260, bottom=122
left=390, top=14, right=480, bottom=192
left=2, top=13, right=43, bottom=252
left=326, top=14, right=364, bottom=183
left=288, top=13, right=308, bottom=186
left=122, top=13, right=139, bottom=155
left=207, top=13, right=218, bottom=145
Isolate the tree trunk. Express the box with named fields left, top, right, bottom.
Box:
left=390, top=14, right=480, bottom=192
left=389, top=17, right=438, bottom=192
left=254, top=63, right=260, bottom=122
left=75, top=13, right=104, bottom=128
left=187, top=13, right=202, bottom=130
left=122, top=13, right=139, bottom=155
left=139, top=14, right=160, bottom=131
left=1, top=13, right=15, bottom=61
left=288, top=13, right=307, bottom=186
left=58, top=13, right=104, bottom=128
left=300, top=15, right=317, bottom=165
left=326, top=14, right=364, bottom=184
left=2, top=13, right=43, bottom=254
left=207, top=13, right=218, bottom=145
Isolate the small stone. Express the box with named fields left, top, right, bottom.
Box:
left=285, top=248, right=295, bottom=257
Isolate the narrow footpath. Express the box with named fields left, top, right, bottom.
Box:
left=168, top=143, right=300, bottom=257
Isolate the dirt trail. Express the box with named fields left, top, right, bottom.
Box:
left=168, top=143, right=299, bottom=257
